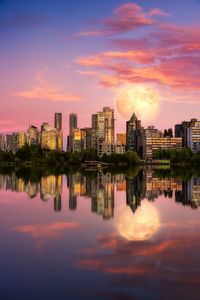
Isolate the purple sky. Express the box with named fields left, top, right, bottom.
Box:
left=1, top=0, right=200, bottom=145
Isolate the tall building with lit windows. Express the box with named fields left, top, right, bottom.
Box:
left=41, top=123, right=57, bottom=150
left=67, top=113, right=77, bottom=152
left=71, top=128, right=81, bottom=153
left=175, top=118, right=200, bottom=149
left=187, top=121, right=200, bottom=153
left=54, top=113, right=63, bottom=151
left=69, top=113, right=77, bottom=135
left=92, top=107, right=114, bottom=146
left=142, top=126, right=182, bottom=159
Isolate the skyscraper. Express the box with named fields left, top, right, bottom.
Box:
left=27, top=125, right=39, bottom=145
left=41, top=123, right=57, bottom=150
left=54, top=113, right=63, bottom=151
left=126, top=113, right=141, bottom=151
left=92, top=107, right=114, bottom=146
left=54, top=113, right=62, bottom=130
left=0, top=134, right=5, bottom=151
left=68, top=113, right=78, bottom=152
left=103, top=107, right=114, bottom=143
left=69, top=113, right=77, bottom=135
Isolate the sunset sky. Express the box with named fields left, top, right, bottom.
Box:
left=1, top=0, right=200, bottom=144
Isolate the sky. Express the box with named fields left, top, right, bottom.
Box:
left=1, top=0, right=200, bottom=144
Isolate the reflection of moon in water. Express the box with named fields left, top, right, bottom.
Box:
left=116, top=84, right=160, bottom=122
left=115, top=202, right=160, bottom=241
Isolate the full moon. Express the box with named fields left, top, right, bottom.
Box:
left=115, top=202, right=160, bottom=241
left=116, top=84, right=160, bottom=122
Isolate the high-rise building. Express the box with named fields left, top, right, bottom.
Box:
left=18, top=133, right=26, bottom=148
left=69, top=113, right=77, bottom=135
left=175, top=118, right=199, bottom=147
left=6, top=135, right=12, bottom=151
left=0, top=134, right=5, bottom=151
left=103, top=107, right=114, bottom=143
left=92, top=107, right=114, bottom=146
left=80, top=127, right=95, bottom=150
left=175, top=124, right=183, bottom=138
left=11, top=133, right=20, bottom=153
left=54, top=113, right=62, bottom=130
left=27, top=125, right=39, bottom=145
left=41, top=123, right=57, bottom=150
left=67, top=113, right=78, bottom=152
left=71, top=128, right=81, bottom=153
left=187, top=121, right=200, bottom=153
left=126, top=113, right=141, bottom=151
left=54, top=113, right=63, bottom=151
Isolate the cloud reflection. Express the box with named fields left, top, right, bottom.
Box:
left=13, top=222, right=84, bottom=252
left=76, top=219, right=200, bottom=298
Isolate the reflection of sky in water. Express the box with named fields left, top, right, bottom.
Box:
left=0, top=172, right=200, bottom=299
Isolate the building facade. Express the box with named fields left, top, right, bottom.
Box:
left=126, top=113, right=142, bottom=151
left=117, top=133, right=126, bottom=146
left=41, top=124, right=57, bottom=150
left=27, top=125, right=39, bottom=145
left=92, top=107, right=114, bottom=146
left=55, top=113, right=63, bottom=150
left=68, top=113, right=78, bottom=152
left=187, top=121, right=200, bottom=153
left=97, top=141, right=125, bottom=157
left=0, top=134, right=5, bottom=151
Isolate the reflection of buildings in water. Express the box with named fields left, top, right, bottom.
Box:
left=54, top=195, right=61, bottom=211
left=4, top=173, right=40, bottom=198
left=0, top=175, right=5, bottom=190
left=146, top=170, right=182, bottom=201
left=40, top=175, right=62, bottom=208
left=116, top=174, right=126, bottom=191
left=40, top=175, right=62, bottom=211
left=126, top=177, right=143, bottom=213
left=2, top=171, right=200, bottom=213
left=67, top=172, right=123, bottom=219
left=25, top=182, right=40, bottom=198
left=91, top=173, right=115, bottom=220
left=176, top=176, right=200, bottom=209
left=67, top=174, right=80, bottom=210
left=40, top=175, right=57, bottom=201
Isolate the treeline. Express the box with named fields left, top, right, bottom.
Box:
left=153, top=147, right=200, bottom=165
left=0, top=144, right=140, bottom=166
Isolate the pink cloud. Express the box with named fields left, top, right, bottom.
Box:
left=75, top=11, right=200, bottom=104
left=12, top=68, right=83, bottom=102
left=78, top=2, right=169, bottom=36
left=13, top=221, right=84, bottom=252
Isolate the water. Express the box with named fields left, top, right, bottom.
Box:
left=0, top=168, right=200, bottom=300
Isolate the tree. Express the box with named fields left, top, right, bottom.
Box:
left=124, top=150, right=140, bottom=164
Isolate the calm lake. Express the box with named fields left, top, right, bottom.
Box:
left=0, top=168, right=200, bottom=299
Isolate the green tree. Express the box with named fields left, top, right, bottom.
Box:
left=124, top=150, right=140, bottom=164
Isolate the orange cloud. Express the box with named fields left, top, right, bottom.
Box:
left=13, top=68, right=83, bottom=102
left=74, top=2, right=200, bottom=104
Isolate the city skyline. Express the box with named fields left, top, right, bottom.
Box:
left=1, top=108, right=199, bottom=156
left=0, top=0, right=200, bottom=138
